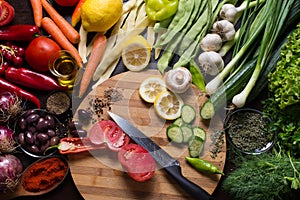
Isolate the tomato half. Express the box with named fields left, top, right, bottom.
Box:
left=89, top=120, right=130, bottom=151
left=0, top=1, right=15, bottom=27
left=25, top=36, right=61, bottom=73
left=55, top=0, right=78, bottom=7
left=118, top=143, right=156, bottom=182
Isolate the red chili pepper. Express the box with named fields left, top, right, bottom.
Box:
left=0, top=77, right=41, bottom=108
left=4, top=67, right=68, bottom=91
left=0, top=25, right=40, bottom=41
left=58, top=137, right=106, bottom=154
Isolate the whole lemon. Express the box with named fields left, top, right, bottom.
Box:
left=81, top=0, right=123, bottom=32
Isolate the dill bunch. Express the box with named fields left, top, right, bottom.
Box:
left=222, top=151, right=300, bottom=200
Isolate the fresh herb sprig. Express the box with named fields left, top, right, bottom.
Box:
left=262, top=97, right=300, bottom=157
left=222, top=150, right=300, bottom=200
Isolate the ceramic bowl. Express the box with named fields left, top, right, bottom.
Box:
left=224, top=108, right=276, bottom=155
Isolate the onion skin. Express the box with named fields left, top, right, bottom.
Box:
left=0, top=154, right=23, bottom=192
left=0, top=92, right=23, bottom=124
left=0, top=125, right=17, bottom=153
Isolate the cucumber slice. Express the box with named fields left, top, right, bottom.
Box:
left=188, top=136, right=204, bottom=158
left=200, top=99, right=215, bottom=120
left=192, top=126, right=206, bottom=141
left=166, top=124, right=183, bottom=143
left=173, top=117, right=184, bottom=126
left=181, top=104, right=196, bottom=124
left=181, top=124, right=194, bottom=143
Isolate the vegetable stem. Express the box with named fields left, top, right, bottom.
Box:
left=232, top=0, right=296, bottom=107
left=236, top=0, right=265, bottom=13
left=206, top=3, right=268, bottom=94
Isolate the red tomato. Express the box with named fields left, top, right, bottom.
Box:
left=25, top=36, right=61, bottom=73
left=55, top=0, right=78, bottom=7
left=118, top=143, right=156, bottom=182
left=89, top=120, right=130, bottom=151
left=0, top=1, right=15, bottom=27
left=88, top=121, right=105, bottom=145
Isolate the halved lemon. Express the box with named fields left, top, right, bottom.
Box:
left=139, top=76, right=167, bottom=103
left=122, top=35, right=151, bottom=71
left=154, top=91, right=184, bottom=120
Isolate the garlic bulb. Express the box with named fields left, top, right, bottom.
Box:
left=212, top=20, right=236, bottom=42
left=164, top=67, right=192, bottom=94
left=219, top=1, right=263, bottom=24
left=198, top=51, right=224, bottom=76
left=200, top=33, right=223, bottom=52
left=219, top=4, right=238, bottom=23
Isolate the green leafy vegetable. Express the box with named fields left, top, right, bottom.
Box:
left=263, top=97, right=300, bottom=157
left=268, top=22, right=300, bottom=110
left=263, top=22, right=300, bottom=157
left=222, top=151, right=300, bottom=200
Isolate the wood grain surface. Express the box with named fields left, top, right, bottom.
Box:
left=69, top=70, right=226, bottom=199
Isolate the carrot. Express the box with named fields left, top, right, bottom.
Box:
left=71, top=0, right=86, bottom=27
left=41, top=0, right=80, bottom=44
left=79, top=33, right=106, bottom=98
left=41, top=17, right=83, bottom=67
left=30, top=0, right=43, bottom=27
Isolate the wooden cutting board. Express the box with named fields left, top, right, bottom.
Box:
left=69, top=70, right=226, bottom=200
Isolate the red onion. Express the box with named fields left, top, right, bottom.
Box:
left=0, top=154, right=23, bottom=192
left=0, top=92, right=23, bottom=124
left=0, top=125, right=17, bottom=153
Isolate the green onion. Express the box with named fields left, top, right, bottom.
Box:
left=200, top=0, right=300, bottom=119
left=206, top=1, right=268, bottom=94
left=232, top=0, right=296, bottom=107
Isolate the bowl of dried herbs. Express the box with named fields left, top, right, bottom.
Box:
left=224, top=108, right=276, bottom=155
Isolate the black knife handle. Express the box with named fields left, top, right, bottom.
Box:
left=164, top=165, right=214, bottom=200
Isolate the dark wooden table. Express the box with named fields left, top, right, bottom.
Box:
left=6, top=0, right=238, bottom=199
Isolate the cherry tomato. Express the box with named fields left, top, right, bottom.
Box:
left=25, top=36, right=61, bottom=73
left=118, top=143, right=156, bottom=182
left=55, top=0, right=78, bottom=7
left=89, top=120, right=130, bottom=152
left=0, top=1, right=15, bottom=27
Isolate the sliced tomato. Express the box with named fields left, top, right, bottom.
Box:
left=89, top=120, right=130, bottom=151
left=118, top=143, right=156, bottom=182
left=0, top=1, right=15, bottom=27
left=88, top=122, right=105, bottom=145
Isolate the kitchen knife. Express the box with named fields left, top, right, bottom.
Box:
left=107, top=111, right=214, bottom=200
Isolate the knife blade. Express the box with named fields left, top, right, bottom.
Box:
left=107, top=111, right=214, bottom=200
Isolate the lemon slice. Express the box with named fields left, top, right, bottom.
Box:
left=154, top=91, right=184, bottom=120
left=122, top=35, right=151, bottom=71
left=139, top=76, right=167, bottom=103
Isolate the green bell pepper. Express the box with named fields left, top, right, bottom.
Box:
left=145, top=0, right=179, bottom=21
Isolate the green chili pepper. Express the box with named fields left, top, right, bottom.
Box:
left=185, top=156, right=224, bottom=175
left=188, top=60, right=206, bottom=92
left=145, top=0, right=179, bottom=21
